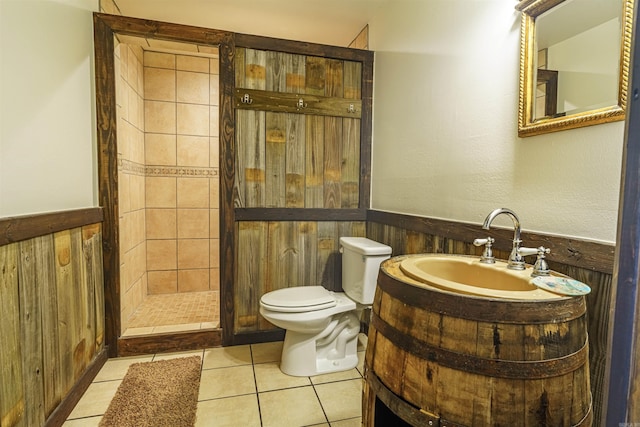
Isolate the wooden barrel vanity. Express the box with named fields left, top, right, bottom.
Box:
left=362, top=255, right=592, bottom=427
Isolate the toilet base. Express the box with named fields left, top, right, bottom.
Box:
left=279, top=312, right=360, bottom=376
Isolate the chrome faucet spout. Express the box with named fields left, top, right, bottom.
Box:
left=482, top=208, right=525, bottom=270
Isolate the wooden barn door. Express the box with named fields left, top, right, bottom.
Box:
left=226, top=41, right=373, bottom=344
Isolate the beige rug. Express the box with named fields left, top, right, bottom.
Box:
left=99, top=356, right=202, bottom=427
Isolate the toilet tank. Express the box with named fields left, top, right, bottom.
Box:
left=340, top=237, right=392, bottom=305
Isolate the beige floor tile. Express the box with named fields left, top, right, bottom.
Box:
left=195, top=394, right=261, bottom=427
left=202, top=345, right=252, bottom=369
left=356, top=350, right=366, bottom=376
left=251, top=341, right=283, bottom=364
left=93, top=355, right=153, bottom=382
left=310, top=366, right=361, bottom=385
left=62, top=416, right=102, bottom=427
left=198, top=365, right=256, bottom=400
left=254, top=362, right=311, bottom=392
left=259, top=386, right=327, bottom=427
left=331, top=417, right=362, bottom=426
left=153, top=349, right=204, bottom=361
left=67, top=380, right=122, bottom=419
left=315, top=379, right=363, bottom=422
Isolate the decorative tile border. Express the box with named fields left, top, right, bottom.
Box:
left=118, top=158, right=218, bottom=178
left=146, top=165, right=219, bottom=178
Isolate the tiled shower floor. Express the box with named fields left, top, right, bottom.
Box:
left=123, top=291, right=220, bottom=336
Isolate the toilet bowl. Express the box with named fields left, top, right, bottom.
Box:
left=259, top=237, right=392, bottom=376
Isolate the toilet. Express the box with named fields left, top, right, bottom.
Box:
left=259, top=237, right=392, bottom=376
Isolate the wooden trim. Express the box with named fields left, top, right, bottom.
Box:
left=117, top=330, right=222, bottom=356
left=235, top=32, right=374, bottom=62
left=605, top=0, right=640, bottom=422
left=94, top=13, right=120, bottom=358
left=235, top=208, right=367, bottom=221
left=219, top=33, right=236, bottom=346
left=367, top=209, right=615, bottom=274
left=0, top=207, right=103, bottom=246
left=230, top=329, right=286, bottom=346
left=43, top=349, right=108, bottom=427
left=235, top=88, right=362, bottom=118
left=359, top=57, right=374, bottom=209
left=93, top=13, right=232, bottom=45
left=94, top=13, right=237, bottom=351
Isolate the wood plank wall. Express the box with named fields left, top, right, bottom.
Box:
left=0, top=209, right=105, bottom=427
left=232, top=45, right=373, bottom=342
left=367, top=209, right=614, bottom=427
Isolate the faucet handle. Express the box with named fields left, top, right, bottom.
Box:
left=473, top=237, right=495, bottom=264
left=532, top=246, right=551, bottom=277
left=517, top=246, right=539, bottom=257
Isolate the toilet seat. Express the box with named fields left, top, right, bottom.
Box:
left=260, top=286, right=337, bottom=313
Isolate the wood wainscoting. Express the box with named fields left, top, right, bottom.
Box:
left=0, top=208, right=106, bottom=427
left=366, top=209, right=614, bottom=427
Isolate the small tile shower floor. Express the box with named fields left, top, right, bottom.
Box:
left=123, top=291, right=219, bottom=336
left=63, top=340, right=364, bottom=427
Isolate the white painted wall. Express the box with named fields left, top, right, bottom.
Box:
left=0, top=0, right=99, bottom=217
left=368, top=0, right=623, bottom=243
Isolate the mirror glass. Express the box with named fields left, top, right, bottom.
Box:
left=516, top=0, right=633, bottom=137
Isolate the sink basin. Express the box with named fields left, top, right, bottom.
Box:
left=399, top=255, right=563, bottom=300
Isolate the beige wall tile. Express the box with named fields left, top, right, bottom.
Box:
left=209, top=74, right=219, bottom=106
left=145, top=100, right=176, bottom=134
left=209, top=57, right=219, bottom=75
left=210, top=177, right=219, bottom=208
left=144, top=51, right=176, bottom=70
left=177, top=103, right=209, bottom=136
left=177, top=178, right=209, bottom=208
left=209, top=105, right=219, bottom=135
left=146, top=177, right=176, bottom=207
left=178, top=239, right=209, bottom=269
left=177, top=71, right=209, bottom=105
left=127, top=86, right=141, bottom=129
left=210, top=208, right=220, bottom=238
left=145, top=133, right=176, bottom=166
left=126, top=46, right=139, bottom=93
left=178, top=268, right=209, bottom=292
left=209, top=268, right=220, bottom=291
left=177, top=55, right=209, bottom=73
left=118, top=172, right=131, bottom=214
left=178, top=209, right=209, bottom=238
left=177, top=135, right=209, bottom=167
left=210, top=238, right=219, bottom=268
left=146, top=208, right=177, bottom=239
left=129, top=175, right=145, bottom=211
left=147, top=239, right=177, bottom=270
left=147, top=270, right=178, bottom=294
left=145, top=67, right=176, bottom=102
left=209, top=137, right=219, bottom=168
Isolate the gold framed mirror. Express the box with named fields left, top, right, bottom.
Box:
left=516, top=0, right=634, bottom=137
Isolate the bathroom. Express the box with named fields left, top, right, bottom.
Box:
left=1, top=0, right=638, bottom=425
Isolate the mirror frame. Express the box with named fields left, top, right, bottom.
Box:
left=516, top=0, right=634, bottom=137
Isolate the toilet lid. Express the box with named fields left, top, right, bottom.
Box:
left=260, top=286, right=337, bottom=313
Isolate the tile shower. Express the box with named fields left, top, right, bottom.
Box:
left=115, top=40, right=220, bottom=334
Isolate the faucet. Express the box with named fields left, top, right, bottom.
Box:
left=482, top=208, right=525, bottom=270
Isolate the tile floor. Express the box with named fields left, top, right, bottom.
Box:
left=63, top=338, right=365, bottom=427
left=123, top=291, right=220, bottom=337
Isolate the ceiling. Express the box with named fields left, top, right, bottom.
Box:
left=114, top=0, right=388, bottom=47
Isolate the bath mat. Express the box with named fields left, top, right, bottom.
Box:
left=99, top=356, right=201, bottom=427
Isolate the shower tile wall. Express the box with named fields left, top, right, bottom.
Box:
left=115, top=42, right=147, bottom=330
left=143, top=51, right=220, bottom=296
